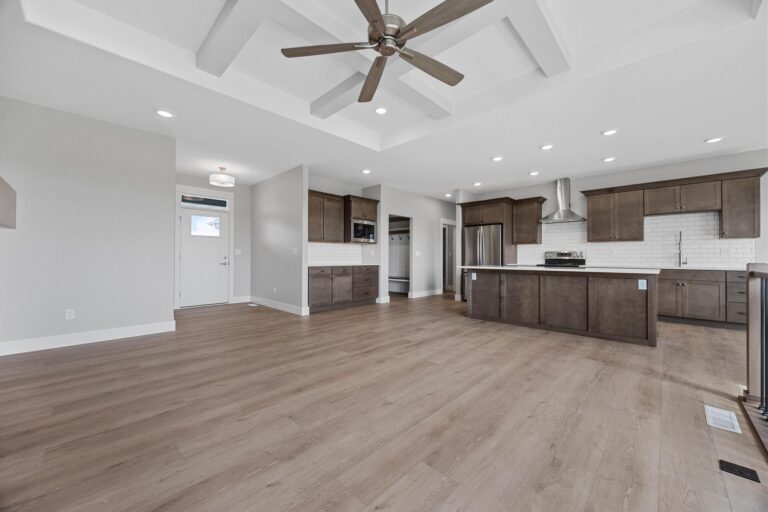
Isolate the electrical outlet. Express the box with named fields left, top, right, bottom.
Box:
left=291, top=247, right=298, bottom=255
left=235, top=249, right=242, bottom=256
left=272, top=286, right=277, bottom=294
left=65, top=309, right=76, bottom=320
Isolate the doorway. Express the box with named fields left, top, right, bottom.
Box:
left=388, top=215, right=411, bottom=298
left=175, top=187, right=234, bottom=308
left=442, top=223, right=455, bottom=292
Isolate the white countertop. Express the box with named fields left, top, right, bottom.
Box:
left=308, top=263, right=377, bottom=267
left=460, top=265, right=661, bottom=275
left=589, top=265, right=745, bottom=272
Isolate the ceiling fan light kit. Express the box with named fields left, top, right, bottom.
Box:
left=281, top=0, right=494, bottom=102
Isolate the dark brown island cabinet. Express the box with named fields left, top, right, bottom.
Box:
left=582, top=168, right=766, bottom=242
left=308, top=265, right=379, bottom=313
left=466, top=268, right=659, bottom=346
left=658, top=269, right=746, bottom=324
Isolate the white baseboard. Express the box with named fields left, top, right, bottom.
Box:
left=0, top=321, right=176, bottom=357
left=408, top=289, right=443, bottom=299
left=377, top=295, right=391, bottom=304
left=454, top=293, right=463, bottom=302
left=251, top=296, right=309, bottom=316
left=230, top=295, right=252, bottom=304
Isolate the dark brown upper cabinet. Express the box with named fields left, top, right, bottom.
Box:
left=586, top=190, right=644, bottom=242
left=722, top=177, right=760, bottom=238
left=308, top=191, right=345, bottom=243
left=512, top=197, right=545, bottom=245
left=584, top=168, right=765, bottom=239
left=345, top=195, right=378, bottom=222
left=644, top=182, right=721, bottom=215
left=460, top=198, right=518, bottom=264
left=462, top=201, right=507, bottom=226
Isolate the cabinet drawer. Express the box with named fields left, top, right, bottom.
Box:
left=726, top=283, right=747, bottom=303
left=726, top=271, right=747, bottom=283
left=353, top=265, right=379, bottom=274
left=660, top=269, right=725, bottom=282
left=353, top=273, right=377, bottom=287
left=333, top=266, right=352, bottom=275
left=309, top=266, right=332, bottom=276
left=727, top=302, right=747, bottom=324
left=353, top=286, right=378, bottom=302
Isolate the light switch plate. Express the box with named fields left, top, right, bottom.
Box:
left=638, top=279, right=647, bottom=290
left=472, top=273, right=477, bottom=281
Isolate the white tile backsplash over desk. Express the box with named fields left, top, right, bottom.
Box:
left=517, top=212, right=755, bottom=268
left=308, top=243, right=363, bottom=266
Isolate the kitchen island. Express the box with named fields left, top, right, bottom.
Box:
left=462, top=265, right=660, bottom=346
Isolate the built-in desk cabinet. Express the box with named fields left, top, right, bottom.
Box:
left=308, top=191, right=344, bottom=243
left=309, top=266, right=379, bottom=312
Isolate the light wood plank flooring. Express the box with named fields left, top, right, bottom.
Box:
left=1, top=296, right=767, bottom=511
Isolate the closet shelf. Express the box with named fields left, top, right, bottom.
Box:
left=388, top=277, right=410, bottom=283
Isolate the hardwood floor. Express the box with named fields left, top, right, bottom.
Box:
left=1, top=296, right=766, bottom=511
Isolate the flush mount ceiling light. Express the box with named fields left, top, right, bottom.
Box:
left=602, top=129, right=618, bottom=136
left=529, top=171, right=539, bottom=176
left=361, top=169, right=372, bottom=174
left=375, top=107, right=388, bottom=115
left=491, top=155, right=504, bottom=162
left=540, top=144, right=554, bottom=151
left=209, top=166, right=235, bottom=187
left=602, top=157, right=616, bottom=163
left=705, top=137, right=724, bottom=144
left=473, top=182, right=482, bottom=187
left=445, top=193, right=453, bottom=198
left=155, top=109, right=175, bottom=118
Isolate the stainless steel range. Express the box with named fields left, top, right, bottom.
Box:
left=537, top=251, right=586, bottom=268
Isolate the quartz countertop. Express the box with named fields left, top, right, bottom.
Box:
left=460, top=265, right=661, bottom=275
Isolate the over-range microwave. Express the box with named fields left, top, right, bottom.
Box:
left=351, top=218, right=376, bottom=243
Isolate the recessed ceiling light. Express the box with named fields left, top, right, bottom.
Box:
left=155, top=109, right=175, bottom=118
left=705, top=137, right=723, bottom=144
left=529, top=171, right=539, bottom=176
left=540, top=144, right=554, bottom=151
left=361, top=169, right=372, bottom=174
left=473, top=182, right=482, bottom=187
left=491, top=155, right=504, bottom=162
left=445, top=193, right=453, bottom=198
left=602, top=129, right=618, bottom=136
left=602, top=157, right=616, bottom=163
left=375, top=107, right=388, bottom=115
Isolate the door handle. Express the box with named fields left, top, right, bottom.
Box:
left=220, top=262, right=229, bottom=266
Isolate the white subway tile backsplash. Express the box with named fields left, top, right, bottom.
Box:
left=517, top=212, right=755, bottom=269
left=308, top=243, right=363, bottom=266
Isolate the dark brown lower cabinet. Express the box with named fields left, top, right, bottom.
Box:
left=309, top=266, right=378, bottom=312
left=504, top=273, right=539, bottom=325
left=658, top=279, right=683, bottom=317
left=469, top=271, right=500, bottom=319
left=658, top=270, right=730, bottom=323
left=540, top=275, right=587, bottom=331
left=588, top=277, right=650, bottom=341
left=683, top=281, right=726, bottom=322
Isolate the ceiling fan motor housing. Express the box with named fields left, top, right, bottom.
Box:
left=369, top=14, right=405, bottom=56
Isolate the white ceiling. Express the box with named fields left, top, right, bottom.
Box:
left=1, top=0, right=766, bottom=199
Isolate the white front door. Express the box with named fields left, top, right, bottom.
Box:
left=179, top=210, right=230, bottom=307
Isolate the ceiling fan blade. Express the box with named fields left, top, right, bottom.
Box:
left=281, top=42, right=372, bottom=58
left=399, top=49, right=463, bottom=86
left=355, top=0, right=386, bottom=39
left=398, top=0, right=494, bottom=42
left=359, top=56, right=388, bottom=102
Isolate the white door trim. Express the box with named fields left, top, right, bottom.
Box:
left=174, top=185, right=235, bottom=309
left=439, top=218, right=457, bottom=295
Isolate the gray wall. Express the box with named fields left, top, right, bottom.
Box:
left=477, top=149, right=768, bottom=261
left=364, top=185, right=455, bottom=298
left=175, top=174, right=252, bottom=300
left=251, top=165, right=308, bottom=313
left=0, top=96, right=176, bottom=346
left=0, top=177, right=15, bottom=228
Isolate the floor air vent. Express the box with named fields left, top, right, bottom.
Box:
left=719, top=460, right=760, bottom=483
left=704, top=405, right=742, bottom=433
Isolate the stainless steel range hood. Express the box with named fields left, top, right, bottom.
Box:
left=541, top=178, right=586, bottom=224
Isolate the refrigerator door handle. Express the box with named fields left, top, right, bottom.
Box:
left=478, top=226, right=483, bottom=266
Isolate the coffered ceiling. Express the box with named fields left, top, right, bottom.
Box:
left=2, top=0, right=766, bottom=197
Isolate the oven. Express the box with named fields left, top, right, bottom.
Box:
left=351, top=218, right=376, bottom=243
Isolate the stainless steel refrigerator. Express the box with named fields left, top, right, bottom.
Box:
left=463, top=224, right=502, bottom=266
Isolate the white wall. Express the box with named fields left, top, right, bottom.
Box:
left=0, top=96, right=176, bottom=354
left=175, top=174, right=252, bottom=301
left=251, top=165, right=308, bottom=315
left=0, top=177, right=15, bottom=228
left=481, top=149, right=768, bottom=264
left=308, top=175, right=362, bottom=197
left=364, top=185, right=455, bottom=299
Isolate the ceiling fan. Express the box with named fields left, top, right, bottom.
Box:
left=281, top=0, right=494, bottom=102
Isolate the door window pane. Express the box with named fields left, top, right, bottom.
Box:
left=191, top=215, right=220, bottom=237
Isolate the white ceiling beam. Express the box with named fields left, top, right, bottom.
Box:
left=391, top=73, right=452, bottom=119
left=504, top=0, right=570, bottom=77
left=196, top=0, right=273, bottom=76
left=311, top=72, right=367, bottom=119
